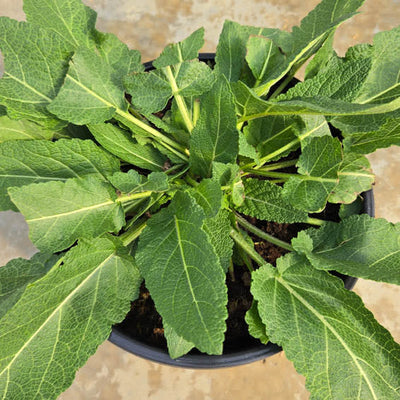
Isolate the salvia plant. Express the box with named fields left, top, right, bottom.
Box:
left=0, top=0, right=399, bottom=398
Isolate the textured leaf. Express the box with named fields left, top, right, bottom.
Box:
left=282, top=136, right=342, bottom=212
left=215, top=20, right=290, bottom=82
left=342, top=117, right=400, bottom=154
left=191, top=179, right=222, bottom=218
left=356, top=26, right=400, bottom=104
left=0, top=18, right=70, bottom=126
left=292, top=214, right=400, bottom=285
left=202, top=209, right=234, bottom=273
left=339, top=197, right=364, bottom=220
left=88, top=123, right=166, bottom=171
left=0, top=252, right=60, bottom=319
left=23, top=0, right=98, bottom=48
left=163, top=322, right=195, bottom=359
left=238, top=130, right=259, bottom=162
left=239, top=179, right=308, bottom=223
left=124, top=60, right=214, bottom=114
left=0, top=116, right=55, bottom=143
left=245, top=36, right=286, bottom=89
left=153, top=28, right=205, bottom=68
left=0, top=235, right=141, bottom=400
left=48, top=47, right=127, bottom=125
left=0, top=138, right=119, bottom=211
left=136, top=191, right=227, bottom=354
left=108, top=170, right=169, bottom=194
left=252, top=254, right=400, bottom=400
left=328, top=153, right=374, bottom=204
left=8, top=176, right=125, bottom=252
left=245, top=301, right=269, bottom=345
left=190, top=77, right=238, bottom=177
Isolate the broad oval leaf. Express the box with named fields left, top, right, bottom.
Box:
left=251, top=254, right=400, bottom=400
left=0, top=235, right=141, bottom=400
left=8, top=176, right=125, bottom=252
left=163, top=322, right=195, bottom=359
left=136, top=191, right=228, bottom=354
left=0, top=138, right=120, bottom=211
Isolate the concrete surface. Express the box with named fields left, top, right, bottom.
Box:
left=0, top=0, right=399, bottom=399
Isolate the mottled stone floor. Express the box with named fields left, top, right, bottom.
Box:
left=0, top=0, right=399, bottom=399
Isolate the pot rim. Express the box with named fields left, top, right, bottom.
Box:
left=109, top=53, right=375, bottom=368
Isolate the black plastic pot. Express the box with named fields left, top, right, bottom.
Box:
left=108, top=54, right=375, bottom=368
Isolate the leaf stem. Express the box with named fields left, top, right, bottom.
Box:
left=235, top=213, right=294, bottom=251
left=118, top=190, right=154, bottom=204
left=306, top=217, right=325, bottom=226
left=230, top=229, right=262, bottom=268
left=120, top=219, right=147, bottom=246
left=164, top=66, right=194, bottom=133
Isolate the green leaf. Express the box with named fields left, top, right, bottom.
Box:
left=342, top=117, right=400, bottom=154
left=191, top=179, right=222, bottom=218
left=339, top=197, right=364, bottom=220
left=239, top=179, right=308, bottom=223
left=202, top=209, right=234, bottom=273
left=245, top=301, right=269, bottom=345
left=190, top=76, right=238, bottom=177
left=245, top=35, right=286, bottom=89
left=251, top=254, right=400, bottom=400
left=215, top=20, right=289, bottom=82
left=108, top=170, right=169, bottom=194
left=328, top=152, right=374, bottom=204
left=0, top=138, right=120, bottom=211
left=88, top=123, right=166, bottom=171
left=48, top=47, right=127, bottom=125
left=8, top=176, right=125, bottom=252
left=282, top=136, right=342, bottom=212
left=356, top=26, right=400, bottom=104
left=124, top=60, right=214, bottom=114
left=0, top=235, right=141, bottom=400
left=23, top=0, right=98, bottom=49
left=163, top=322, right=195, bottom=359
left=238, top=130, right=259, bottom=162
left=153, top=28, right=205, bottom=68
left=0, top=18, right=70, bottom=127
left=0, top=116, right=55, bottom=143
left=292, top=214, right=400, bottom=285
left=0, top=252, right=60, bottom=319
left=136, top=191, right=227, bottom=354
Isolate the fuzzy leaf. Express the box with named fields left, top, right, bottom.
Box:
left=153, top=28, right=205, bottom=68
left=48, top=47, right=127, bottom=125
left=0, top=138, right=119, bottom=211
left=190, top=77, right=238, bottom=177
left=245, top=301, right=269, bottom=345
left=136, top=191, right=227, bottom=354
left=163, top=322, right=195, bottom=359
left=282, top=136, right=342, bottom=212
left=328, top=153, right=374, bottom=204
left=23, top=0, right=98, bottom=48
left=124, top=60, right=214, bottom=114
left=191, top=179, right=222, bottom=218
left=239, top=179, right=308, bottom=223
left=202, top=209, right=234, bottom=273
left=215, top=20, right=290, bottom=82
left=0, top=235, right=141, bottom=400
left=251, top=254, right=400, bottom=400
left=0, top=116, right=55, bottom=143
left=356, top=26, right=400, bottom=104
left=292, top=214, right=400, bottom=285
left=238, top=131, right=259, bottom=162
left=8, top=176, right=125, bottom=253
left=109, top=170, right=169, bottom=194
left=342, top=117, right=400, bottom=154
left=0, top=252, right=60, bottom=319
left=0, top=18, right=70, bottom=126
left=88, top=123, right=166, bottom=171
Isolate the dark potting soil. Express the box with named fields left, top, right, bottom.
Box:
left=115, top=200, right=342, bottom=352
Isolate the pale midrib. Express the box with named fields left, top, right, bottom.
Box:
left=173, top=216, right=213, bottom=345
left=26, top=199, right=114, bottom=223
left=358, top=82, right=400, bottom=105
left=4, top=72, right=52, bottom=102
left=278, top=278, right=379, bottom=400
left=0, top=174, right=68, bottom=181
left=0, top=252, right=115, bottom=391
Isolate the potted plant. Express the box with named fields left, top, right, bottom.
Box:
left=0, top=0, right=399, bottom=398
